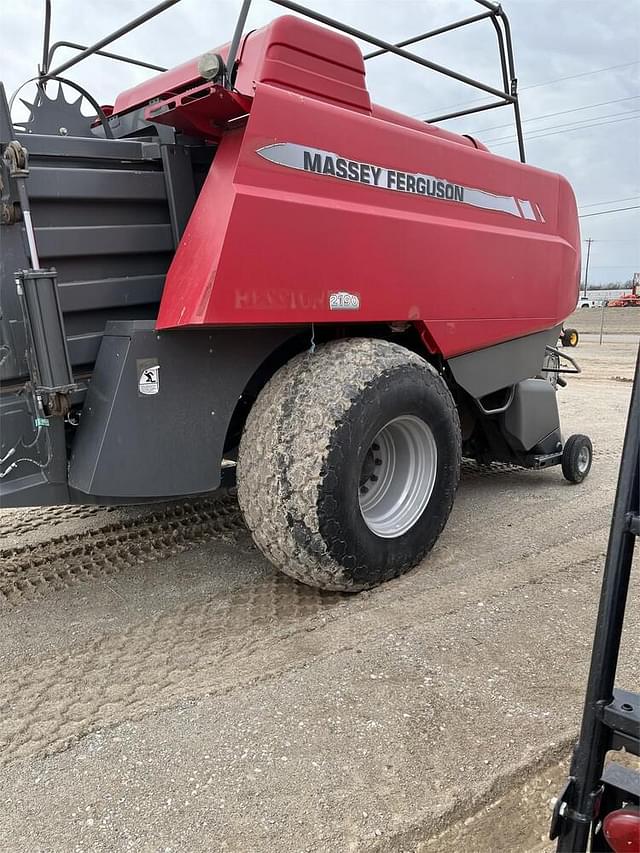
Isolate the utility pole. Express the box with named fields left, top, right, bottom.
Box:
left=583, top=238, right=593, bottom=298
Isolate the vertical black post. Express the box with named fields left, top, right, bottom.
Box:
left=226, top=0, right=253, bottom=87
left=495, top=8, right=526, bottom=163
left=583, top=238, right=593, bottom=299
left=556, top=350, right=640, bottom=851
left=0, top=83, right=13, bottom=143
left=40, top=0, right=53, bottom=76
left=512, top=93, right=526, bottom=164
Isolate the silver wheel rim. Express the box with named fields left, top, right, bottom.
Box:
left=577, top=445, right=590, bottom=474
left=358, top=415, right=438, bottom=538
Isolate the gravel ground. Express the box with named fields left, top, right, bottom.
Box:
left=0, top=334, right=638, bottom=852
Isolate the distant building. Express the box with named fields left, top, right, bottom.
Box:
left=582, top=288, right=627, bottom=303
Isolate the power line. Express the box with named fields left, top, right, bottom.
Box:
left=410, top=59, right=640, bottom=120
left=488, top=115, right=640, bottom=147
left=579, top=205, right=640, bottom=218
left=510, top=61, right=639, bottom=93
left=579, top=196, right=640, bottom=209
left=483, top=108, right=640, bottom=144
left=471, top=96, right=640, bottom=135
left=486, top=112, right=640, bottom=147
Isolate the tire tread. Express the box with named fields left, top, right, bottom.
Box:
left=237, top=338, right=460, bottom=590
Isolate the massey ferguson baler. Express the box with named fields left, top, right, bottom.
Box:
left=0, top=0, right=592, bottom=590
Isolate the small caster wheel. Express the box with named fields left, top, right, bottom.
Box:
left=562, top=434, right=592, bottom=483
left=561, top=328, right=579, bottom=347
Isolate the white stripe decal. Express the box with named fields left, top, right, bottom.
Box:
left=256, top=143, right=542, bottom=221
left=518, top=199, right=537, bottom=220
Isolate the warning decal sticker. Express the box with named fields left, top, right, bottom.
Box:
left=137, top=360, right=160, bottom=396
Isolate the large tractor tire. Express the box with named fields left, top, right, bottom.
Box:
left=237, top=338, right=461, bottom=591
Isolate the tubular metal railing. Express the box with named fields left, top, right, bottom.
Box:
left=36, top=0, right=526, bottom=161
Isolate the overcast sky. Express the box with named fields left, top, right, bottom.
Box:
left=3, top=0, right=639, bottom=284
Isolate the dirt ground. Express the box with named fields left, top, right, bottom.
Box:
left=565, top=305, right=639, bottom=336
left=1, top=327, right=638, bottom=852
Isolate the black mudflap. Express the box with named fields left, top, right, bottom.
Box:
left=68, top=321, right=298, bottom=502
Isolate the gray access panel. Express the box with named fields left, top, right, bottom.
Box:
left=502, top=378, right=561, bottom=452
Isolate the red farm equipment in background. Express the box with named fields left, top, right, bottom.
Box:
left=608, top=275, right=640, bottom=308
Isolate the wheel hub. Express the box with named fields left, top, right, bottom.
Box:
left=358, top=415, right=438, bottom=538
left=577, top=445, right=591, bottom=473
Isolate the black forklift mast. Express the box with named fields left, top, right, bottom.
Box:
left=550, top=347, right=640, bottom=851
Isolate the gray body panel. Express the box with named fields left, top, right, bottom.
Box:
left=502, top=378, right=561, bottom=452
left=448, top=325, right=562, bottom=398
left=68, top=322, right=299, bottom=501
